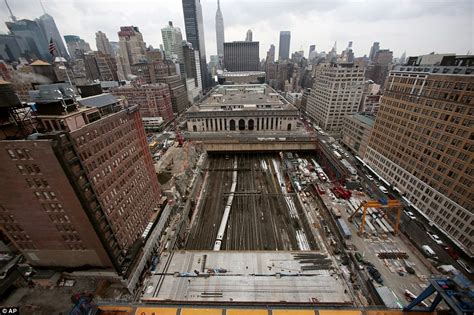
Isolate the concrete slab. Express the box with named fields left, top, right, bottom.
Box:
left=142, top=251, right=353, bottom=304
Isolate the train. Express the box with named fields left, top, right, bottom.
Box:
left=213, top=158, right=238, bottom=251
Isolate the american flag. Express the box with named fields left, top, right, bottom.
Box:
left=48, top=38, right=56, bottom=56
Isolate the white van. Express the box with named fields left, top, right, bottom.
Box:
left=379, top=185, right=389, bottom=194
left=422, top=245, right=437, bottom=258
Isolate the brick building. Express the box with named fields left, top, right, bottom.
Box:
left=111, top=84, right=174, bottom=124
left=0, top=86, right=162, bottom=280
left=364, top=54, right=474, bottom=256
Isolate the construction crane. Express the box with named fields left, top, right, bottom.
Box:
left=174, top=119, right=184, bottom=147
left=348, top=199, right=403, bottom=236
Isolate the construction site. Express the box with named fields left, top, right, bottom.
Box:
left=139, top=141, right=441, bottom=309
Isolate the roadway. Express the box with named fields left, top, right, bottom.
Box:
left=299, top=111, right=472, bottom=279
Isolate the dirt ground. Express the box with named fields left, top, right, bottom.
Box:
left=1, top=278, right=126, bottom=315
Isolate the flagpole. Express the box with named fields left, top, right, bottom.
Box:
left=50, top=35, right=73, bottom=86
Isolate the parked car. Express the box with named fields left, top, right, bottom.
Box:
left=457, top=259, right=473, bottom=274
left=404, top=210, right=416, bottom=220
left=427, top=231, right=443, bottom=245
left=366, top=175, right=374, bottom=181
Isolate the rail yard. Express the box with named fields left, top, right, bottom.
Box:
left=186, top=154, right=317, bottom=251
left=142, top=145, right=440, bottom=307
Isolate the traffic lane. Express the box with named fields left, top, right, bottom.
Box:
left=399, top=215, right=460, bottom=269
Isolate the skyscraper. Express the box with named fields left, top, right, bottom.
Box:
left=309, top=45, right=316, bottom=56
left=182, top=0, right=208, bottom=89
left=161, top=22, right=184, bottom=62
left=368, top=41, right=380, bottom=62
left=36, top=14, right=69, bottom=59
left=278, top=31, right=291, bottom=61
left=368, top=49, right=393, bottom=86
left=364, top=54, right=473, bottom=256
left=183, top=41, right=202, bottom=93
left=0, top=34, right=22, bottom=62
left=116, top=26, right=147, bottom=81
left=245, top=30, right=253, bottom=42
left=64, top=35, right=91, bottom=60
left=6, top=19, right=50, bottom=61
left=306, top=63, right=365, bottom=135
left=215, top=0, right=225, bottom=60
left=266, top=44, right=275, bottom=63
left=95, top=31, right=113, bottom=56
left=224, top=41, right=259, bottom=71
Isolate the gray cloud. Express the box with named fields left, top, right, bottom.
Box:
left=0, top=0, right=472, bottom=62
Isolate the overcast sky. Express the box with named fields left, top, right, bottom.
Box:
left=1, top=0, right=473, bottom=60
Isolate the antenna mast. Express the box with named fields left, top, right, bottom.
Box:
left=4, top=0, right=17, bottom=22
left=39, top=0, right=46, bottom=14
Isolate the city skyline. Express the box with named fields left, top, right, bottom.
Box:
left=0, top=0, right=472, bottom=61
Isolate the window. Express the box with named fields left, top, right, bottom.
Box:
left=7, top=149, right=16, bottom=159
left=16, top=165, right=26, bottom=175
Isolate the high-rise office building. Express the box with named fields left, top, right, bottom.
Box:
left=223, top=41, right=259, bottom=71
left=36, top=14, right=69, bottom=60
left=309, top=45, right=316, bottom=57
left=399, top=51, right=407, bottom=65
left=278, top=31, right=291, bottom=61
left=161, top=22, right=184, bottom=62
left=368, top=49, right=393, bottom=86
left=266, top=44, right=275, bottom=63
left=364, top=54, right=474, bottom=256
left=6, top=19, right=50, bottom=61
left=0, top=85, right=161, bottom=280
left=368, top=41, right=380, bottom=62
left=116, top=26, right=147, bottom=81
left=245, top=30, right=253, bottom=42
left=183, top=42, right=203, bottom=94
left=156, top=75, right=189, bottom=113
left=306, top=63, right=365, bottom=135
left=215, top=0, right=225, bottom=59
left=341, top=113, right=375, bottom=157
left=95, top=31, right=113, bottom=56
left=64, top=35, right=91, bottom=60
left=0, top=34, right=22, bottom=62
left=111, top=84, right=174, bottom=123
left=161, top=22, right=185, bottom=80
left=83, top=51, right=118, bottom=82
left=182, top=0, right=208, bottom=89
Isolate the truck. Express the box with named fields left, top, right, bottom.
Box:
left=333, top=151, right=342, bottom=160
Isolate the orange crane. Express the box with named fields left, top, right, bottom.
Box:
left=348, top=199, right=403, bottom=236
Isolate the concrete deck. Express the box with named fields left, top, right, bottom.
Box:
left=142, top=251, right=353, bottom=304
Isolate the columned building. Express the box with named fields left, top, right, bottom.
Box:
left=186, top=84, right=299, bottom=132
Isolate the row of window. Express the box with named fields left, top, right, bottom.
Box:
left=16, top=164, right=41, bottom=175
left=6, top=148, right=32, bottom=160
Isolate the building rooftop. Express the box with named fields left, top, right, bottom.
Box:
left=198, top=84, right=292, bottom=108
left=29, top=60, right=51, bottom=66
left=350, top=113, right=375, bottom=127
left=77, top=93, right=118, bottom=108
left=142, top=251, right=352, bottom=304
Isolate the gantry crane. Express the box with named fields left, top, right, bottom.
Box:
left=348, top=199, right=403, bottom=236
